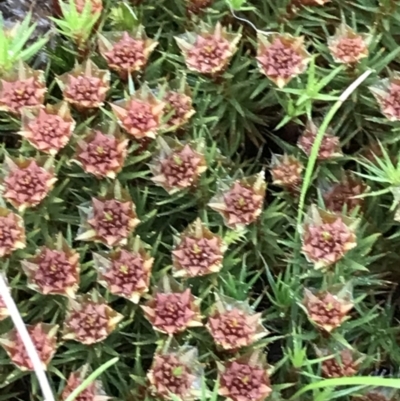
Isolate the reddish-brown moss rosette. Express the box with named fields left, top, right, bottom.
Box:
left=0, top=275, right=10, bottom=321
left=322, top=173, right=368, bottom=214
left=328, top=23, right=370, bottom=65
left=61, top=365, right=110, bottom=401
left=56, top=59, right=110, bottom=110
left=147, top=343, right=203, bottom=400
left=206, top=296, right=268, bottom=350
left=301, top=285, right=354, bottom=332
left=257, top=34, right=310, bottom=88
left=297, top=120, right=342, bottom=160
left=98, top=27, right=158, bottom=78
left=161, top=79, right=195, bottom=131
left=19, top=102, right=75, bottom=155
left=111, top=85, right=165, bottom=140
left=0, top=61, right=46, bottom=115
left=141, top=277, right=203, bottom=335
left=21, top=234, right=80, bottom=298
left=270, top=154, right=304, bottom=188
left=172, top=218, right=226, bottom=278
left=370, top=73, right=400, bottom=122
left=63, top=291, right=123, bottom=345
left=209, top=172, right=266, bottom=230
left=73, top=123, right=128, bottom=179
left=94, top=236, right=153, bottom=303
left=175, top=22, right=241, bottom=75
left=0, top=207, right=26, bottom=257
left=316, top=348, right=362, bottom=378
left=301, top=205, right=358, bottom=270
left=1, top=156, right=57, bottom=212
left=218, top=350, right=272, bottom=401
left=0, top=323, right=58, bottom=371
left=150, top=138, right=207, bottom=194
left=77, top=184, right=140, bottom=247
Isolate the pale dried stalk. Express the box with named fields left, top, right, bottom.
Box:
left=230, top=7, right=277, bottom=36
left=0, top=274, right=55, bottom=401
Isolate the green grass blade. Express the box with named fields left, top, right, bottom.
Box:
left=226, top=0, right=248, bottom=10
left=11, top=24, right=36, bottom=53
left=289, top=376, right=400, bottom=400
left=18, top=36, right=50, bottom=62
left=64, top=357, right=119, bottom=401
left=296, top=69, right=373, bottom=230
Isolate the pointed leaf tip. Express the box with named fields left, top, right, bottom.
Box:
left=226, top=0, right=247, bottom=10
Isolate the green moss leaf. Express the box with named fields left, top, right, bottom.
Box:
left=226, top=0, right=248, bottom=10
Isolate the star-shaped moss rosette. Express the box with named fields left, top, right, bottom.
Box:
left=316, top=347, right=362, bottom=378
left=322, top=172, right=368, bottom=214
left=172, top=218, right=226, bottom=278
left=73, top=123, right=129, bottom=179
left=391, top=185, right=400, bottom=219
left=52, top=0, right=102, bottom=49
left=297, top=120, right=342, bottom=160
left=63, top=291, right=123, bottom=345
left=74, top=0, right=103, bottom=13
left=1, top=156, right=57, bottom=212
left=160, top=79, right=195, bottom=131
left=0, top=61, right=46, bottom=115
left=206, top=296, right=268, bottom=351
left=61, top=365, right=110, bottom=401
left=301, top=205, right=358, bottom=270
left=209, top=171, right=266, bottom=230
left=21, top=233, right=80, bottom=298
left=147, top=342, right=203, bottom=401
left=150, top=137, right=207, bottom=194
left=19, top=102, right=75, bottom=155
left=56, top=59, right=110, bottom=111
left=392, top=185, right=400, bottom=222
left=141, top=276, right=203, bottom=335
left=0, top=275, right=10, bottom=321
left=93, top=236, right=154, bottom=303
left=174, top=22, right=241, bottom=75
left=256, top=34, right=310, bottom=88
left=77, top=184, right=140, bottom=247
left=164, top=90, right=195, bottom=131
left=55, top=0, right=104, bottom=15
left=218, top=350, right=272, bottom=401
left=328, top=23, right=370, bottom=65
left=111, top=85, right=165, bottom=140
left=0, top=323, right=58, bottom=371
left=359, top=141, right=390, bottom=164
left=0, top=295, right=8, bottom=321
left=0, top=207, right=26, bottom=257
left=369, top=73, right=400, bottom=121
left=98, top=27, right=158, bottom=79
left=270, top=154, right=304, bottom=188
left=356, top=388, right=399, bottom=401
left=186, top=0, right=213, bottom=14
left=300, top=285, right=354, bottom=333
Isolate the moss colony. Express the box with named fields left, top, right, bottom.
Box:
left=1, top=0, right=400, bottom=400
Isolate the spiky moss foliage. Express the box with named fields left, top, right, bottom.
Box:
left=1, top=0, right=400, bottom=400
